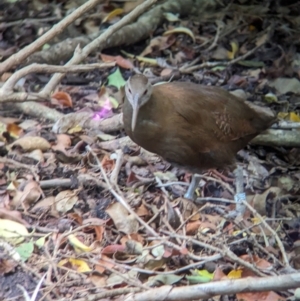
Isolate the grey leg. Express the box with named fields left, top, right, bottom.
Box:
left=184, top=174, right=201, bottom=200
left=234, top=165, right=246, bottom=215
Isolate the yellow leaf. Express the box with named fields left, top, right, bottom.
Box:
left=228, top=269, right=242, bottom=279
left=68, top=234, right=93, bottom=253
left=232, top=230, right=247, bottom=237
left=102, top=8, right=124, bottom=23
left=289, top=112, right=300, bottom=122
left=277, top=112, right=300, bottom=122
left=121, top=50, right=158, bottom=64
left=227, top=41, right=239, bottom=60
left=163, top=27, right=195, bottom=43
left=58, top=258, right=91, bottom=273
left=68, top=124, right=82, bottom=134
left=69, top=258, right=91, bottom=273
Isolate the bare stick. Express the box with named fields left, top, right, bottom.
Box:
left=124, top=273, right=300, bottom=301
left=86, top=145, right=158, bottom=237
left=1, top=62, right=115, bottom=99
left=0, top=0, right=103, bottom=74
left=41, top=0, right=157, bottom=97
left=241, top=200, right=290, bottom=268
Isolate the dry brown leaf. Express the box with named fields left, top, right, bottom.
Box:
left=55, top=190, right=79, bottom=213
left=252, top=187, right=281, bottom=215
left=100, top=53, right=133, bottom=69
left=106, top=202, right=139, bottom=234
left=10, top=136, right=51, bottom=152
left=6, top=123, right=23, bottom=139
left=51, top=91, right=73, bottom=107
left=140, top=36, right=176, bottom=57
left=11, top=180, right=43, bottom=210
left=31, top=196, right=55, bottom=211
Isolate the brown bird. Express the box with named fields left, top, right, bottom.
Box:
left=123, top=74, right=276, bottom=200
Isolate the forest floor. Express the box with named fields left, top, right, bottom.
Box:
left=1, top=0, right=300, bottom=300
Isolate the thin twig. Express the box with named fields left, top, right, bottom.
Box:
left=86, top=145, right=158, bottom=237
left=242, top=200, right=290, bottom=268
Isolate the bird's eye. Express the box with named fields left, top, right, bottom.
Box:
left=143, top=89, right=148, bottom=96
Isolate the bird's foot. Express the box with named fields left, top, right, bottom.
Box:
left=184, top=174, right=201, bottom=201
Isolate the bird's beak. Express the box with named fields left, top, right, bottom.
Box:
left=131, top=95, right=139, bottom=132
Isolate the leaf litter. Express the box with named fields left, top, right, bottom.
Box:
left=1, top=0, right=300, bottom=300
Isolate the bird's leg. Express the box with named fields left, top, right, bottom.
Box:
left=234, top=165, right=246, bottom=215
left=184, top=174, right=201, bottom=200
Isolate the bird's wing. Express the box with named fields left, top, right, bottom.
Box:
left=155, top=83, right=260, bottom=153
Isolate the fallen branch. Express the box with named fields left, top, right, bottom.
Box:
left=0, top=62, right=115, bottom=103
left=0, top=0, right=103, bottom=74
left=124, top=273, right=300, bottom=301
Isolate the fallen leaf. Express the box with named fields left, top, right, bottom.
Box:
left=107, top=68, right=126, bottom=89
left=0, top=219, right=29, bottom=245
left=106, top=202, right=139, bottom=234
left=102, top=8, right=124, bottom=23
left=55, top=190, right=79, bottom=213
left=100, top=53, right=133, bottom=69
left=163, top=27, right=195, bottom=43
left=10, top=136, right=51, bottom=152
left=51, top=91, right=73, bottom=107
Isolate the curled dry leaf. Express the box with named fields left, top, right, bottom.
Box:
left=163, top=12, right=180, bottom=22
left=100, top=53, right=133, bottom=69
left=68, top=234, right=93, bottom=253
left=11, top=180, right=43, bottom=210
left=252, top=187, right=281, bottom=215
left=10, top=136, right=51, bottom=152
left=140, top=36, right=176, bottom=57
left=58, top=258, right=91, bottom=273
left=55, top=190, right=79, bottom=213
left=51, top=91, right=73, bottom=107
left=24, top=149, right=45, bottom=163
left=30, top=196, right=55, bottom=212
left=0, top=219, right=29, bottom=245
left=163, top=27, right=196, bottom=43
left=6, top=123, right=23, bottom=139
left=52, top=111, right=93, bottom=134
left=54, top=149, right=82, bottom=164
left=102, top=8, right=124, bottom=23
left=106, top=202, right=139, bottom=234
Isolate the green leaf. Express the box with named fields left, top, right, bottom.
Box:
left=35, top=233, right=51, bottom=248
left=186, top=269, right=214, bottom=284
left=107, top=68, right=126, bottom=89
left=16, top=242, right=34, bottom=262
left=211, top=66, right=226, bottom=71
left=186, top=275, right=212, bottom=284
left=195, top=269, right=214, bottom=279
